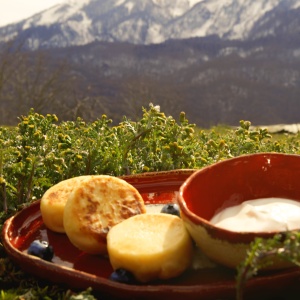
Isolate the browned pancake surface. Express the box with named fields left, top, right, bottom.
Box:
left=63, top=175, right=146, bottom=254
left=40, top=175, right=92, bottom=233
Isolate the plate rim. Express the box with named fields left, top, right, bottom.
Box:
left=2, top=169, right=300, bottom=299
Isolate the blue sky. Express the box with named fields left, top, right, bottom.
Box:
left=0, top=0, right=64, bottom=27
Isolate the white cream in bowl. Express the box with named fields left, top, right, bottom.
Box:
left=210, top=197, right=300, bottom=232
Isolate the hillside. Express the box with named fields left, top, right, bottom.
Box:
left=1, top=0, right=299, bottom=48
left=0, top=0, right=300, bottom=127
left=1, top=34, right=299, bottom=127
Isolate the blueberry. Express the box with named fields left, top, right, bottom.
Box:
left=27, top=240, right=54, bottom=261
left=109, top=268, right=135, bottom=284
left=160, top=203, right=180, bottom=217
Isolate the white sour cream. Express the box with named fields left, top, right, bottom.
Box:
left=210, top=198, right=300, bottom=232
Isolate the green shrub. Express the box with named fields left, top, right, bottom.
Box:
left=1, top=105, right=299, bottom=211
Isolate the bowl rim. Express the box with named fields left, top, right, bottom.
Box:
left=177, top=152, right=300, bottom=240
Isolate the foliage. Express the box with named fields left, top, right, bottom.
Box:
left=1, top=106, right=299, bottom=212
left=236, top=232, right=300, bottom=300
left=0, top=256, right=96, bottom=299
left=1, top=104, right=300, bottom=298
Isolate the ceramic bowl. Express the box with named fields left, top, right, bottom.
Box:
left=177, top=153, right=300, bottom=269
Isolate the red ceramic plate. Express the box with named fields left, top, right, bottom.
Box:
left=2, top=170, right=300, bottom=300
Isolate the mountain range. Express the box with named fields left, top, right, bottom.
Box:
left=1, top=0, right=300, bottom=49
left=0, top=0, right=300, bottom=127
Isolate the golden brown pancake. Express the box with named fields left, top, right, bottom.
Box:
left=40, top=176, right=92, bottom=233
left=63, top=175, right=146, bottom=254
left=107, top=213, right=194, bottom=282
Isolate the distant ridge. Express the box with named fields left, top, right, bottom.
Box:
left=0, top=0, right=300, bottom=127
left=0, top=0, right=300, bottom=49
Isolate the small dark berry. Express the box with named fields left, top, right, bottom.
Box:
left=160, top=203, right=180, bottom=217
left=109, top=268, right=135, bottom=284
left=27, top=240, right=54, bottom=261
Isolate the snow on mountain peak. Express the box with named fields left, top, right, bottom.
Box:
left=164, top=0, right=288, bottom=41
left=1, top=0, right=300, bottom=49
left=66, top=0, right=91, bottom=5
left=115, top=0, right=126, bottom=5
left=187, top=0, right=206, bottom=7
left=23, top=0, right=91, bottom=29
left=125, top=2, right=135, bottom=13
left=292, top=1, right=300, bottom=8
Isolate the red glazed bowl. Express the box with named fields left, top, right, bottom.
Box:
left=177, top=153, right=300, bottom=269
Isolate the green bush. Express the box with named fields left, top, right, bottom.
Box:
left=1, top=105, right=299, bottom=212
